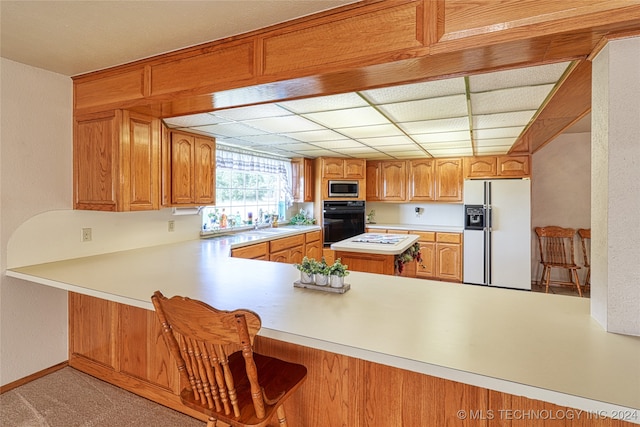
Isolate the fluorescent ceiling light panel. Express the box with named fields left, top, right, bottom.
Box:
left=427, top=147, right=474, bottom=156
left=397, top=117, right=470, bottom=134
left=292, top=148, right=339, bottom=157
left=278, top=92, right=368, bottom=113
left=244, top=115, right=325, bottom=133
left=362, top=78, right=466, bottom=104
left=379, top=94, right=468, bottom=122
left=419, top=140, right=473, bottom=150
left=337, top=123, right=404, bottom=139
left=196, top=122, right=268, bottom=137
left=474, top=126, right=524, bottom=139
left=374, top=144, right=423, bottom=152
left=412, top=130, right=471, bottom=143
left=233, top=134, right=301, bottom=145
left=470, top=84, right=555, bottom=115
left=387, top=150, right=430, bottom=158
left=473, top=110, right=536, bottom=129
left=303, top=106, right=389, bottom=128
left=164, top=113, right=222, bottom=127
left=283, top=129, right=345, bottom=142
left=476, top=146, right=512, bottom=155
left=468, top=61, right=570, bottom=92
left=311, top=140, right=366, bottom=149
left=357, top=135, right=416, bottom=146
left=474, top=138, right=518, bottom=147
left=213, top=104, right=293, bottom=121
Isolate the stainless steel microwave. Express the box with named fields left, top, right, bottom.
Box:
left=328, top=180, right=359, bottom=198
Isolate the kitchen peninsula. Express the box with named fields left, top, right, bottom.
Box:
left=7, top=237, right=639, bottom=426
left=330, top=233, right=420, bottom=276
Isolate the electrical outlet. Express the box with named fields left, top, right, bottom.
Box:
left=82, top=228, right=92, bottom=242
left=168, top=220, right=175, bottom=232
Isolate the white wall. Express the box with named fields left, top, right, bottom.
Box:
left=1, top=58, right=72, bottom=386
left=364, top=202, right=464, bottom=227
left=531, top=132, right=591, bottom=284
left=0, top=59, right=204, bottom=386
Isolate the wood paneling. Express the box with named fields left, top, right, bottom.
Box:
left=262, top=2, right=424, bottom=76
left=75, top=68, right=145, bottom=111
left=69, top=293, right=116, bottom=369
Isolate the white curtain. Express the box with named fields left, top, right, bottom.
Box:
left=216, top=146, right=293, bottom=207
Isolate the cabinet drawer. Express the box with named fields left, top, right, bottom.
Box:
left=385, top=228, right=409, bottom=234
left=412, top=231, right=435, bottom=242
left=436, top=233, right=461, bottom=243
left=231, top=242, right=269, bottom=259
left=270, top=234, right=305, bottom=253
left=305, top=230, right=321, bottom=243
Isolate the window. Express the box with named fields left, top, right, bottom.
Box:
left=202, top=147, right=292, bottom=231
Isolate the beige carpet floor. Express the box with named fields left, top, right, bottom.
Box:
left=1, top=367, right=205, bottom=426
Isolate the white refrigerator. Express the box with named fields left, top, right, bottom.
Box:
left=463, top=179, right=531, bottom=290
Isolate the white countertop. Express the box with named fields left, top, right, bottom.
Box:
left=7, top=239, right=640, bottom=419
left=201, top=224, right=320, bottom=251
left=330, top=233, right=420, bottom=255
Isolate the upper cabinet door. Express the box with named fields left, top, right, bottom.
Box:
left=168, top=130, right=216, bottom=206
left=365, top=161, right=381, bottom=201
left=74, top=110, right=160, bottom=211
left=435, top=158, right=463, bottom=202
left=408, top=159, right=435, bottom=201
left=344, top=159, right=365, bottom=179
left=380, top=161, right=407, bottom=201
left=321, top=158, right=345, bottom=178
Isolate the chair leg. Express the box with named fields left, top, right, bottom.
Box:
left=276, top=405, right=288, bottom=427
left=572, top=270, right=583, bottom=297
left=544, top=267, right=551, bottom=294
left=206, top=416, right=217, bottom=427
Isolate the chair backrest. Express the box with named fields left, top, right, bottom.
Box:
left=577, top=228, right=591, bottom=267
left=534, top=226, right=577, bottom=266
left=151, top=291, right=266, bottom=419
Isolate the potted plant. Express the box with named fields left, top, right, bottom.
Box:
left=313, top=257, right=331, bottom=286
left=394, top=242, right=422, bottom=275
left=329, top=258, right=349, bottom=288
left=294, top=256, right=316, bottom=284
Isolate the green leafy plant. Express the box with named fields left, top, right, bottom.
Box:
left=314, top=257, right=331, bottom=276
left=294, top=256, right=317, bottom=274
left=329, top=258, right=350, bottom=277
left=394, top=242, right=422, bottom=275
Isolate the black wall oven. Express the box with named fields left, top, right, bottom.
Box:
left=323, top=200, right=365, bottom=246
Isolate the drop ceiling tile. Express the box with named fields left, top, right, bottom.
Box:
left=468, top=61, right=571, bottom=92
left=290, top=148, right=339, bottom=157
left=412, top=131, right=471, bottom=144
left=164, top=113, right=223, bottom=127
left=474, top=138, right=517, bottom=148
left=379, top=94, right=468, bottom=122
left=373, top=144, right=423, bottom=152
left=381, top=150, right=428, bottom=158
left=262, top=142, right=318, bottom=151
left=426, top=147, right=475, bottom=157
left=303, top=107, right=389, bottom=128
left=283, top=129, right=345, bottom=142
left=419, top=140, right=473, bottom=150
left=195, top=123, right=268, bottom=137
left=311, top=140, right=365, bottom=149
left=351, top=152, right=395, bottom=159
left=473, top=111, right=536, bottom=129
left=470, top=84, right=555, bottom=115
left=398, top=117, right=470, bottom=134
left=278, top=93, right=368, bottom=113
left=236, top=134, right=300, bottom=145
left=338, top=146, right=386, bottom=155
left=213, top=104, right=293, bottom=121
left=337, top=124, right=404, bottom=139
left=474, top=126, right=524, bottom=139
left=475, top=146, right=512, bottom=155
left=357, top=135, right=415, bottom=147
left=362, top=78, right=466, bottom=104
left=244, top=115, right=325, bottom=133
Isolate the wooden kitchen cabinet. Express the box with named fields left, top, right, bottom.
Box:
left=435, top=158, right=463, bottom=202
left=305, top=230, right=323, bottom=260
left=291, top=157, right=314, bottom=202
left=230, top=242, right=269, bottom=260
left=408, top=159, right=435, bottom=201
left=366, top=160, right=407, bottom=202
left=74, top=110, right=160, bottom=211
left=412, top=231, right=462, bottom=282
left=321, top=158, right=365, bottom=179
left=464, top=155, right=530, bottom=178
left=166, top=130, right=215, bottom=206
left=269, top=234, right=305, bottom=264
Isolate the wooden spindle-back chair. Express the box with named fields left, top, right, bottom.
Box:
left=577, top=228, right=591, bottom=290
left=151, top=291, right=307, bottom=427
left=535, top=226, right=583, bottom=297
